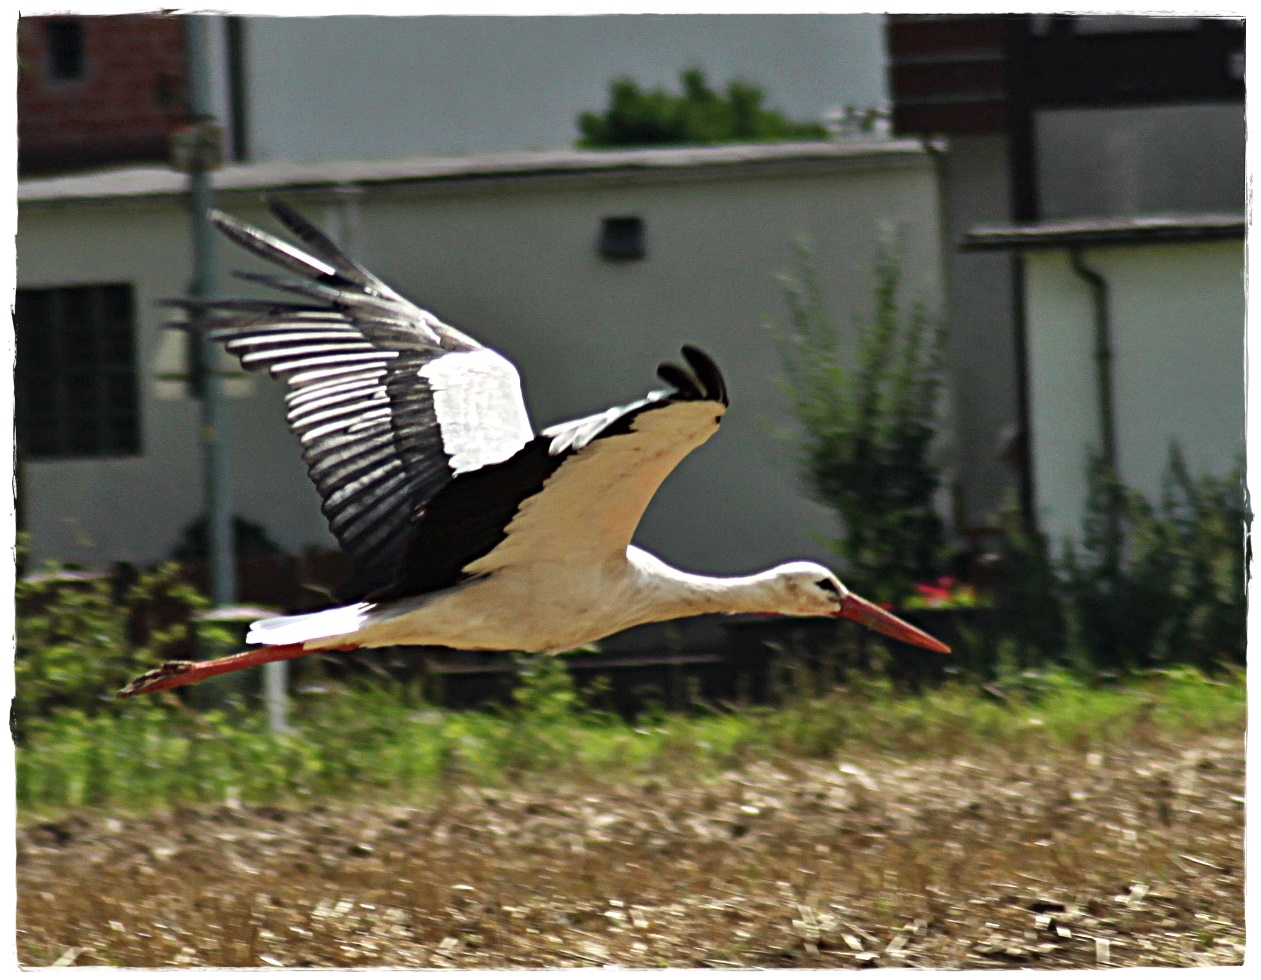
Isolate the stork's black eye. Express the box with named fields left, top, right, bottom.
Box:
left=816, top=578, right=841, bottom=597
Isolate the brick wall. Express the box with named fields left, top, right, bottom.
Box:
left=18, top=14, right=187, bottom=175
left=886, top=15, right=1013, bottom=136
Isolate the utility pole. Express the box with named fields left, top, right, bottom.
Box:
left=178, top=15, right=288, bottom=733
left=181, top=14, right=237, bottom=609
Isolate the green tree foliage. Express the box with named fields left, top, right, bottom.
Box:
left=578, top=67, right=828, bottom=148
left=768, top=232, right=946, bottom=604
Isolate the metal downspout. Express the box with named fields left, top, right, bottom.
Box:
left=1006, top=15, right=1039, bottom=531
left=1068, top=247, right=1122, bottom=571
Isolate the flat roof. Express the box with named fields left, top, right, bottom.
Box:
left=961, top=213, right=1245, bottom=251
left=19, top=138, right=935, bottom=206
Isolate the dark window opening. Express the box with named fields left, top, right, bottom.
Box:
left=599, top=216, right=646, bottom=261
left=15, top=284, right=141, bottom=460
left=46, top=19, right=86, bottom=81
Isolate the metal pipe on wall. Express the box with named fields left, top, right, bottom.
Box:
left=1068, top=246, right=1122, bottom=573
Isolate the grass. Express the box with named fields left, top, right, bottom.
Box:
left=16, top=662, right=1245, bottom=817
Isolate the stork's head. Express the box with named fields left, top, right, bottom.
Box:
left=767, top=561, right=951, bottom=654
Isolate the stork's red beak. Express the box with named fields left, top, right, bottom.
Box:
left=838, top=592, right=951, bottom=653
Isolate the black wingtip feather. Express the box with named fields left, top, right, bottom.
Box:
left=264, top=198, right=378, bottom=289
left=208, top=208, right=341, bottom=282
left=656, top=347, right=728, bottom=406
left=656, top=362, right=703, bottom=399
left=680, top=345, right=729, bottom=406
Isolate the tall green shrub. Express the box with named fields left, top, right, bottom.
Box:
left=768, top=233, right=946, bottom=603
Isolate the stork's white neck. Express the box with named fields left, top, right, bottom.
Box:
left=627, top=547, right=796, bottom=619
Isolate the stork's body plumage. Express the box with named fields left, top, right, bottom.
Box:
left=120, top=201, right=947, bottom=699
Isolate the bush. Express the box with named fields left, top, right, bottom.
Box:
left=578, top=67, right=828, bottom=148
left=768, top=232, right=947, bottom=603
left=977, top=499, right=1066, bottom=675
left=14, top=560, right=208, bottom=736
left=171, top=513, right=283, bottom=562
left=1060, top=447, right=1247, bottom=674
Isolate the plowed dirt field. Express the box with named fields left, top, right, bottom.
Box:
left=17, top=731, right=1244, bottom=967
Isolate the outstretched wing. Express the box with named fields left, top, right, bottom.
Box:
left=176, top=200, right=534, bottom=598
left=376, top=345, right=729, bottom=600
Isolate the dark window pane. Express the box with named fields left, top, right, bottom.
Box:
left=24, top=427, right=60, bottom=457
left=14, top=283, right=139, bottom=460
left=63, top=321, right=97, bottom=359
left=104, top=373, right=137, bottom=413
left=21, top=383, right=58, bottom=414
left=103, top=420, right=139, bottom=455
left=64, top=375, right=98, bottom=414
left=17, top=338, right=57, bottom=375
left=100, top=322, right=134, bottom=362
left=15, top=290, right=53, bottom=331
left=97, top=285, right=133, bottom=326
left=61, top=287, right=92, bottom=325
left=67, top=425, right=99, bottom=455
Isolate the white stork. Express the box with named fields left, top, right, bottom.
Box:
left=119, top=201, right=948, bottom=698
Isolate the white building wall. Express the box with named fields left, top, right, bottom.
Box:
left=1023, top=250, right=1099, bottom=545
left=1023, top=240, right=1244, bottom=546
left=240, top=14, right=888, bottom=162
left=18, top=150, right=944, bottom=580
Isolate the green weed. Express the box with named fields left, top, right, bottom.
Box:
left=16, top=664, right=1244, bottom=818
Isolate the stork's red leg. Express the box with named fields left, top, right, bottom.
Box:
left=116, top=642, right=358, bottom=698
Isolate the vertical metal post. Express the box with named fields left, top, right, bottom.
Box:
left=185, top=16, right=287, bottom=732
left=185, top=14, right=237, bottom=609
left=264, top=657, right=289, bottom=735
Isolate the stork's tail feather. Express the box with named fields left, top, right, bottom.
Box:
left=117, top=603, right=373, bottom=698
left=245, top=602, right=373, bottom=646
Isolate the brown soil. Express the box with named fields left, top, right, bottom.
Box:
left=17, top=731, right=1244, bottom=968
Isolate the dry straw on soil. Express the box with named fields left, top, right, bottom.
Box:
left=17, top=729, right=1243, bottom=968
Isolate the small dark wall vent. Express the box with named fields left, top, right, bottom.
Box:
left=599, top=216, right=646, bottom=261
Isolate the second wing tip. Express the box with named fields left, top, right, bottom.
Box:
left=678, top=344, right=729, bottom=407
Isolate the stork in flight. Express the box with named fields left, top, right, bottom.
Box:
left=119, top=201, right=947, bottom=698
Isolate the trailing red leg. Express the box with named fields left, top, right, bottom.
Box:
left=116, top=642, right=358, bottom=698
